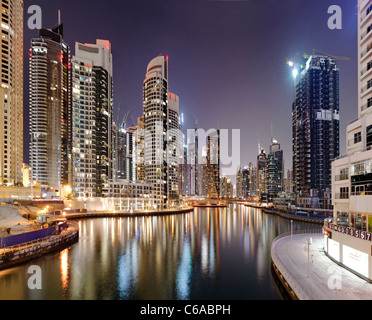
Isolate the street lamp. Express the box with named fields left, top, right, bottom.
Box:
left=292, top=69, right=298, bottom=79
left=291, top=219, right=293, bottom=239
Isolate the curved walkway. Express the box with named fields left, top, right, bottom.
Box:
left=245, top=204, right=328, bottom=224
left=62, top=206, right=194, bottom=220
left=271, top=231, right=372, bottom=300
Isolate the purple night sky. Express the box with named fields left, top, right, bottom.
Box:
left=23, top=0, right=358, bottom=180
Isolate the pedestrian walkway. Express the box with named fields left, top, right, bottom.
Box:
left=271, top=231, right=372, bottom=300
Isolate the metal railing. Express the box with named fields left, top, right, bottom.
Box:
left=0, top=226, right=78, bottom=257
left=334, top=193, right=349, bottom=199
left=335, top=174, right=349, bottom=181
left=351, top=191, right=372, bottom=196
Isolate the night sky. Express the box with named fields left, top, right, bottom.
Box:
left=23, top=0, right=358, bottom=180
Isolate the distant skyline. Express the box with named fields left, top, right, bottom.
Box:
left=23, top=0, right=358, bottom=179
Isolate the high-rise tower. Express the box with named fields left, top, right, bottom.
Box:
left=29, top=14, right=71, bottom=194
left=143, top=55, right=169, bottom=208
left=0, top=0, right=23, bottom=186
left=292, top=55, right=340, bottom=199
left=71, top=40, right=113, bottom=198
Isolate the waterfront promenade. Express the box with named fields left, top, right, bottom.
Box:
left=61, top=206, right=194, bottom=220
left=271, top=232, right=372, bottom=300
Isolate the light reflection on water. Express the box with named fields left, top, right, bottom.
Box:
left=0, top=205, right=321, bottom=300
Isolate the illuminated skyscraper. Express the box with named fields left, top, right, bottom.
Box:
left=71, top=40, right=113, bottom=198
left=0, top=0, right=23, bottom=186
left=136, top=116, right=145, bottom=181
left=207, top=129, right=220, bottom=199
left=143, top=55, right=181, bottom=208
left=167, top=92, right=180, bottom=201
left=267, top=138, right=284, bottom=200
left=29, top=14, right=71, bottom=194
left=257, top=147, right=268, bottom=202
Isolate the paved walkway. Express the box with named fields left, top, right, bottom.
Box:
left=271, top=232, right=372, bottom=300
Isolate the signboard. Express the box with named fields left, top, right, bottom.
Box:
left=323, top=229, right=332, bottom=238
left=324, top=222, right=372, bottom=242
left=343, top=245, right=369, bottom=278
left=328, top=238, right=340, bottom=262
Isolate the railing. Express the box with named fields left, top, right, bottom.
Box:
left=360, top=3, right=372, bottom=25
left=335, top=174, right=349, bottom=181
left=361, top=27, right=372, bottom=41
left=271, top=229, right=322, bottom=300
left=334, top=193, right=349, bottom=199
left=351, top=191, right=372, bottom=196
left=361, top=83, right=372, bottom=94
left=360, top=47, right=372, bottom=59
left=334, top=145, right=372, bottom=161
left=0, top=226, right=78, bottom=256
left=361, top=101, right=372, bottom=112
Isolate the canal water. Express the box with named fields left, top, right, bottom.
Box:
left=0, top=204, right=321, bottom=300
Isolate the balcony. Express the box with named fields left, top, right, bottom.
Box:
left=335, top=174, right=349, bottom=181
left=334, top=192, right=349, bottom=200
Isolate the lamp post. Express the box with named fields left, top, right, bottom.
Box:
left=291, top=219, right=293, bottom=239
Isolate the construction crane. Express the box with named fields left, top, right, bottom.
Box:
left=120, top=110, right=129, bottom=130
left=303, top=49, right=350, bottom=61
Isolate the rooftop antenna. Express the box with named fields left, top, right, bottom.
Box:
left=58, top=9, right=61, bottom=25
left=193, top=116, right=198, bottom=130
left=271, top=122, right=274, bottom=144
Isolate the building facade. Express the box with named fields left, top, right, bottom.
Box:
left=242, top=166, right=250, bottom=198
left=323, top=0, right=372, bottom=281
left=135, top=116, right=145, bottom=181
left=0, top=0, right=23, bottom=186
left=29, top=18, right=71, bottom=195
left=71, top=40, right=113, bottom=198
left=293, top=54, right=340, bottom=200
left=249, top=162, right=257, bottom=197
left=207, top=129, right=220, bottom=199
left=257, top=148, right=268, bottom=202
left=167, top=92, right=180, bottom=201
left=143, top=55, right=169, bottom=209
left=236, top=167, right=243, bottom=199
left=267, top=138, right=284, bottom=201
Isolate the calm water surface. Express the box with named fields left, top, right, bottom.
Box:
left=0, top=205, right=321, bottom=300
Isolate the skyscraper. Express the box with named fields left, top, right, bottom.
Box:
left=267, top=138, right=284, bottom=200
left=167, top=92, right=180, bottom=201
left=292, top=54, right=340, bottom=200
left=257, top=147, right=268, bottom=202
left=187, top=127, right=200, bottom=196
left=241, top=166, right=250, bottom=198
left=236, top=167, right=243, bottom=199
left=135, top=116, right=145, bottom=181
left=0, top=0, right=23, bottom=186
left=207, top=129, right=220, bottom=199
left=143, top=55, right=169, bottom=208
left=249, top=162, right=257, bottom=197
left=117, top=121, right=136, bottom=182
left=71, top=40, right=113, bottom=198
left=30, top=15, right=71, bottom=194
